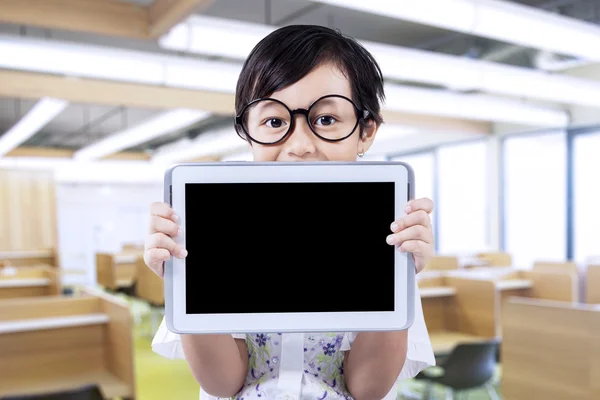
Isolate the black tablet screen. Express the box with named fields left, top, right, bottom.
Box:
left=184, top=182, right=396, bottom=314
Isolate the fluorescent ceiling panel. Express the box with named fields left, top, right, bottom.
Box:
left=0, top=34, right=241, bottom=94
left=385, top=85, right=569, bottom=127
left=310, top=0, right=600, bottom=61
left=157, top=16, right=600, bottom=109
left=73, top=109, right=211, bottom=161
left=0, top=34, right=569, bottom=127
left=0, top=97, right=68, bottom=157
left=152, top=126, right=246, bottom=165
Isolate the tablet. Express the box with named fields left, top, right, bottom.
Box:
left=164, top=161, right=415, bottom=334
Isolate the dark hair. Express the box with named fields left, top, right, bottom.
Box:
left=234, top=25, right=385, bottom=140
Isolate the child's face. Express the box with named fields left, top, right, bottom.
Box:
left=248, top=63, right=378, bottom=162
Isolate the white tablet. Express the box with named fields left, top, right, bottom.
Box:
left=164, top=161, right=415, bottom=334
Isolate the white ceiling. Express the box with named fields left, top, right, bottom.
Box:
left=0, top=0, right=599, bottom=156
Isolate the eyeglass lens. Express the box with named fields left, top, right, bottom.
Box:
left=241, top=97, right=358, bottom=143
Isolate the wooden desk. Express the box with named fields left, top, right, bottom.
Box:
left=0, top=278, right=50, bottom=288
left=419, top=277, right=495, bottom=354
left=421, top=287, right=456, bottom=298
left=502, top=297, right=600, bottom=400
left=430, top=331, right=488, bottom=355
left=497, top=279, right=533, bottom=290
left=0, top=290, right=135, bottom=399
left=425, top=256, right=460, bottom=270
left=476, top=252, right=512, bottom=267
left=0, top=266, right=61, bottom=299
left=96, top=252, right=140, bottom=291
left=533, top=260, right=579, bottom=275
left=0, top=249, right=56, bottom=267
left=587, top=264, right=600, bottom=304
left=135, top=256, right=164, bottom=306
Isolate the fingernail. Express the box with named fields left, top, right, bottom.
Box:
left=404, top=205, right=411, bottom=213
left=179, top=249, right=188, bottom=258
left=172, top=214, right=179, bottom=222
left=391, top=222, right=398, bottom=232
left=386, top=234, right=395, bottom=245
left=176, top=228, right=183, bottom=237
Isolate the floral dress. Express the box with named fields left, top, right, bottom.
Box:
left=230, top=332, right=350, bottom=400
left=152, top=285, right=436, bottom=400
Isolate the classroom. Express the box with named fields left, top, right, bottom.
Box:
left=1, top=0, right=599, bottom=399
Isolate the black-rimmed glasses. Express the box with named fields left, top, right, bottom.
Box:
left=235, top=94, right=370, bottom=145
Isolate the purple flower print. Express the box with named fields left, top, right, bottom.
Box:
left=255, top=334, right=267, bottom=346
left=323, top=343, right=336, bottom=356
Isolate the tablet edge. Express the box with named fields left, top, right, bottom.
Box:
left=163, top=163, right=181, bottom=334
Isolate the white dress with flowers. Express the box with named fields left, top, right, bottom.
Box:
left=152, top=285, right=435, bottom=399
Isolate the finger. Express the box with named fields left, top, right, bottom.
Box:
left=151, top=201, right=178, bottom=222
left=391, top=210, right=431, bottom=232
left=405, top=197, right=434, bottom=214
left=386, top=225, right=432, bottom=247
left=143, top=248, right=170, bottom=278
left=149, top=215, right=180, bottom=237
left=145, top=233, right=188, bottom=259
left=398, top=240, right=427, bottom=256
left=145, top=232, right=180, bottom=254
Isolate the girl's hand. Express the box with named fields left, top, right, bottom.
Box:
left=386, top=197, right=434, bottom=273
left=143, top=202, right=188, bottom=278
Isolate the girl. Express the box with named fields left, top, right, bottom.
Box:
left=146, top=25, right=436, bottom=400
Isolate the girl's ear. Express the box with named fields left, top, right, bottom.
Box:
left=359, top=121, right=379, bottom=152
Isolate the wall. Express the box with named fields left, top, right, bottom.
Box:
left=0, top=169, right=57, bottom=251
left=564, top=63, right=600, bottom=127
left=55, top=182, right=163, bottom=285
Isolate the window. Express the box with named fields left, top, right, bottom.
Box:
left=390, top=151, right=436, bottom=236
left=503, top=132, right=567, bottom=267
left=436, top=141, right=488, bottom=254
left=573, top=131, right=600, bottom=263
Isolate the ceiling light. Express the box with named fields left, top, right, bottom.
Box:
left=0, top=97, right=68, bottom=157
left=158, top=16, right=600, bottom=109
left=73, top=109, right=211, bottom=161
left=0, top=34, right=571, bottom=128
left=311, top=0, right=600, bottom=61
left=152, top=126, right=246, bottom=165
left=385, top=85, right=569, bottom=127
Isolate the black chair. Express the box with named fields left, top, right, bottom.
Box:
left=1, top=385, right=104, bottom=400
left=414, top=340, right=500, bottom=400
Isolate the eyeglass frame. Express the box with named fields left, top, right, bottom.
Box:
left=234, top=94, right=371, bottom=145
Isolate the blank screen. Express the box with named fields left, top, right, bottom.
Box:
left=184, top=182, right=396, bottom=314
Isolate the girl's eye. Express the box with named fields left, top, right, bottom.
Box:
left=314, top=116, right=336, bottom=126
left=266, top=118, right=285, bottom=128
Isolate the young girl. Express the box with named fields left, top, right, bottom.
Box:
left=146, top=25, right=435, bottom=400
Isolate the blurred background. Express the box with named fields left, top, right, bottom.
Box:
left=1, top=0, right=599, bottom=399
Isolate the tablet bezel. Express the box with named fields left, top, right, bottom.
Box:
left=164, top=161, right=415, bottom=334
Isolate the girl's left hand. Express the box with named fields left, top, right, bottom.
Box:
left=386, top=197, right=435, bottom=273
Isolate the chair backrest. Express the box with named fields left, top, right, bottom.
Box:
left=2, top=385, right=104, bottom=400
left=438, top=340, right=499, bottom=390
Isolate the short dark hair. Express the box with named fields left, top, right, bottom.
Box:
left=234, top=25, right=385, bottom=140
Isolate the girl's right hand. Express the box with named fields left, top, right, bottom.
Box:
left=144, top=202, right=188, bottom=278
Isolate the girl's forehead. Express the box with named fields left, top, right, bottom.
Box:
left=268, top=64, right=353, bottom=109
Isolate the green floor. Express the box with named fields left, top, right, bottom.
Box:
left=124, top=295, right=502, bottom=400
left=133, top=322, right=201, bottom=399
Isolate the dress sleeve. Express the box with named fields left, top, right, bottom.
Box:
left=151, top=316, right=246, bottom=360
left=340, top=284, right=436, bottom=380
